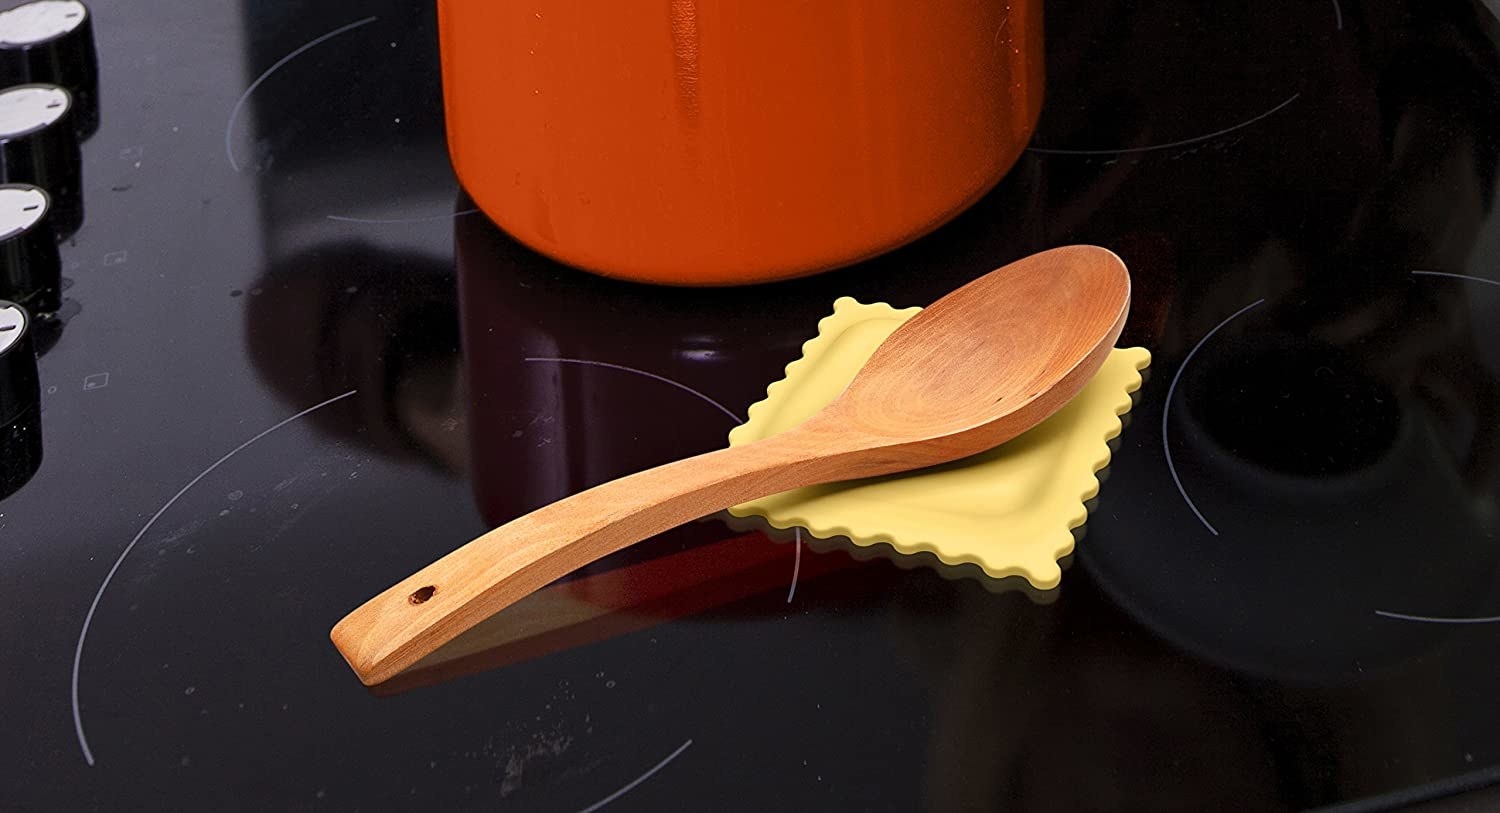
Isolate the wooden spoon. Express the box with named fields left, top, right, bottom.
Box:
left=332, top=245, right=1131, bottom=685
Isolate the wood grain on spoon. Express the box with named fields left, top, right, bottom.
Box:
left=332, top=245, right=1131, bottom=685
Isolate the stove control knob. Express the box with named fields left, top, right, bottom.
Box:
left=0, top=0, right=98, bottom=138
left=0, top=83, right=81, bottom=239
left=0, top=300, right=41, bottom=501
left=0, top=184, right=59, bottom=314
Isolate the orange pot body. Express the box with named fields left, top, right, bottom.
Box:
left=438, top=0, right=1043, bottom=285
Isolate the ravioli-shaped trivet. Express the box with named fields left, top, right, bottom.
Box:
left=728, top=297, right=1150, bottom=590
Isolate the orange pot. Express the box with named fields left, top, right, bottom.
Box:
left=438, top=0, right=1042, bottom=285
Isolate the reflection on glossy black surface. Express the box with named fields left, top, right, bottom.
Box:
left=244, top=241, right=464, bottom=475
left=4, top=0, right=1500, bottom=810
left=373, top=531, right=888, bottom=697
left=724, top=509, right=1067, bottom=604
left=0, top=398, right=40, bottom=499
left=1192, top=335, right=1404, bottom=476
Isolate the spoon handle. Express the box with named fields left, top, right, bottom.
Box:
left=331, top=428, right=847, bottom=684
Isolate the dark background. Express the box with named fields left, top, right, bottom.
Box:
left=4, top=0, right=1500, bottom=810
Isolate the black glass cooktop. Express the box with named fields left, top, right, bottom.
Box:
left=5, top=1, right=1500, bottom=810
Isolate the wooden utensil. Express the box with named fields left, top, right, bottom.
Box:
left=332, top=245, right=1131, bottom=685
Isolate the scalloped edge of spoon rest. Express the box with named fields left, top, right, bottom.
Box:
left=727, top=297, right=1151, bottom=590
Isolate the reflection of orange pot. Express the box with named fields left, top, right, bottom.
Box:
left=438, top=0, right=1042, bottom=285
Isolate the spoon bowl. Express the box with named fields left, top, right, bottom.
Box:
left=829, top=245, right=1131, bottom=451
left=332, top=245, right=1130, bottom=685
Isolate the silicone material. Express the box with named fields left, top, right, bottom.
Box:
left=728, top=297, right=1150, bottom=589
